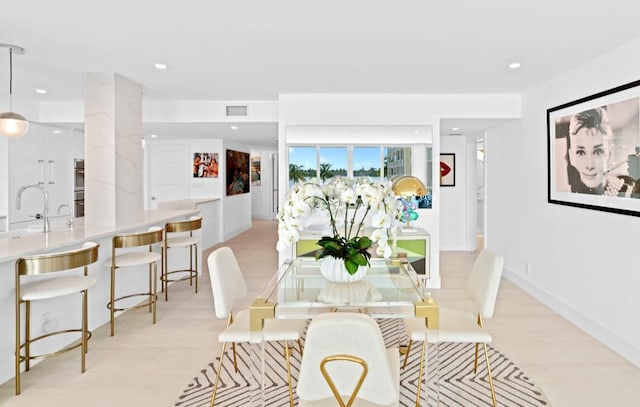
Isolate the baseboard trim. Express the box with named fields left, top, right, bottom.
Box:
left=503, top=267, right=640, bottom=368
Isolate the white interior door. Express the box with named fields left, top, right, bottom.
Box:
left=147, top=142, right=188, bottom=208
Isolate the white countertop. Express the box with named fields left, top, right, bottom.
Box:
left=0, top=208, right=199, bottom=263
left=156, top=198, right=220, bottom=210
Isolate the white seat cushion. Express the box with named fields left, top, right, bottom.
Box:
left=21, top=275, right=97, bottom=301
left=218, top=309, right=306, bottom=343
left=165, top=236, right=199, bottom=248
left=105, top=251, right=162, bottom=268
left=404, top=307, right=492, bottom=344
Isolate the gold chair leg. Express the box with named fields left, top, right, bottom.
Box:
left=152, top=262, right=157, bottom=324
left=297, top=338, right=304, bottom=357
left=415, top=341, right=427, bottom=407
left=284, top=340, right=294, bottom=407
left=81, top=290, right=87, bottom=373
left=210, top=342, right=227, bottom=407
left=189, top=244, right=194, bottom=287
left=482, top=343, right=497, bottom=407
left=403, top=339, right=413, bottom=369
left=232, top=342, right=238, bottom=373
left=474, top=343, right=480, bottom=373
left=25, top=301, right=30, bottom=371
left=148, top=263, right=153, bottom=313
left=163, top=246, right=168, bottom=300
left=15, top=296, right=21, bottom=395
left=194, top=244, right=199, bottom=294
left=110, top=265, right=116, bottom=337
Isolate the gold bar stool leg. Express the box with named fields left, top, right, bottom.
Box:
left=110, top=263, right=116, bottom=337
left=153, top=261, right=157, bottom=324
left=194, top=244, right=199, bottom=293
left=148, top=263, right=153, bottom=313
left=25, top=301, right=30, bottom=371
left=15, top=278, right=21, bottom=395
left=81, top=290, right=87, bottom=373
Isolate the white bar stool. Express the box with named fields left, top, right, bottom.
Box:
left=106, top=227, right=163, bottom=336
left=161, top=216, right=201, bottom=301
left=15, top=241, right=99, bottom=395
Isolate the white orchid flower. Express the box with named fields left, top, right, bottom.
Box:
left=371, top=212, right=392, bottom=228
left=370, top=228, right=388, bottom=243
left=376, top=244, right=392, bottom=258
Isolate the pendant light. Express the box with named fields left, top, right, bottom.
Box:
left=0, top=43, right=29, bottom=139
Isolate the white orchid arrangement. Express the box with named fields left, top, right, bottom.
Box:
left=277, top=177, right=403, bottom=274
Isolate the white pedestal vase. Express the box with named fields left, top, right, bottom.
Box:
left=319, top=256, right=368, bottom=283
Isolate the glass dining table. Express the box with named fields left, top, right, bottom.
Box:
left=247, top=257, right=440, bottom=406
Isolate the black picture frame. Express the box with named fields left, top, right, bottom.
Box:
left=225, top=149, right=250, bottom=196
left=547, top=79, right=640, bottom=217
left=440, top=153, right=456, bottom=187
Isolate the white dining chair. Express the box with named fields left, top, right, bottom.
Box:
left=297, top=312, right=399, bottom=407
left=402, top=249, right=504, bottom=407
left=207, top=247, right=306, bottom=407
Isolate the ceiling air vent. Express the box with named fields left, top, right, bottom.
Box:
left=226, top=105, right=248, bottom=116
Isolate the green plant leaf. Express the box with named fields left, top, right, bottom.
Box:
left=344, top=258, right=358, bottom=275
left=357, top=236, right=372, bottom=249
left=351, top=252, right=369, bottom=266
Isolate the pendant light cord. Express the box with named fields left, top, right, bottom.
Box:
left=9, top=47, right=13, bottom=111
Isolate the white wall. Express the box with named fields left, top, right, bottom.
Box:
left=439, top=136, right=467, bottom=250
left=486, top=38, right=640, bottom=367
left=0, top=136, right=7, bottom=231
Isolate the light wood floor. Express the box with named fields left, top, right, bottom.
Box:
left=1, top=220, right=638, bottom=406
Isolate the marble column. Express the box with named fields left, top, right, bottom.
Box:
left=85, top=73, right=143, bottom=226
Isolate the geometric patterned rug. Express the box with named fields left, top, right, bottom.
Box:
left=175, top=319, right=550, bottom=406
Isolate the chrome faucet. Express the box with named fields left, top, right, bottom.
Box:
left=16, top=184, right=51, bottom=233
left=57, top=204, right=74, bottom=229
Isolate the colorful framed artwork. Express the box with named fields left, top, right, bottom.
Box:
left=440, top=153, right=455, bottom=187
left=547, top=79, right=640, bottom=216
left=251, top=156, right=261, bottom=186
left=193, top=152, right=218, bottom=178
left=226, top=149, right=250, bottom=195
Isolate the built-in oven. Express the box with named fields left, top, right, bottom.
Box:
left=74, top=159, right=85, bottom=217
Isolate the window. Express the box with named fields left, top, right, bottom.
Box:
left=383, top=146, right=411, bottom=182
left=288, top=145, right=412, bottom=185
left=288, top=146, right=316, bottom=186
left=353, top=147, right=381, bottom=178
left=319, top=147, right=347, bottom=182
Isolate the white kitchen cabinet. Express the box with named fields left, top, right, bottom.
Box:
left=8, top=123, right=83, bottom=228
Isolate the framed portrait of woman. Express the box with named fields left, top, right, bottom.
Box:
left=547, top=79, right=640, bottom=216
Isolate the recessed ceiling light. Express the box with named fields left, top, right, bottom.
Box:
left=52, top=129, right=62, bottom=134
left=413, top=130, right=420, bottom=134
left=154, top=63, right=167, bottom=70
left=150, top=134, right=158, bottom=138
left=230, top=125, right=238, bottom=130
left=508, top=61, right=521, bottom=70
left=35, top=89, right=47, bottom=94
left=452, top=127, right=459, bottom=131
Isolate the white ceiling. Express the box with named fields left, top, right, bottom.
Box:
left=1, top=0, right=639, bottom=147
